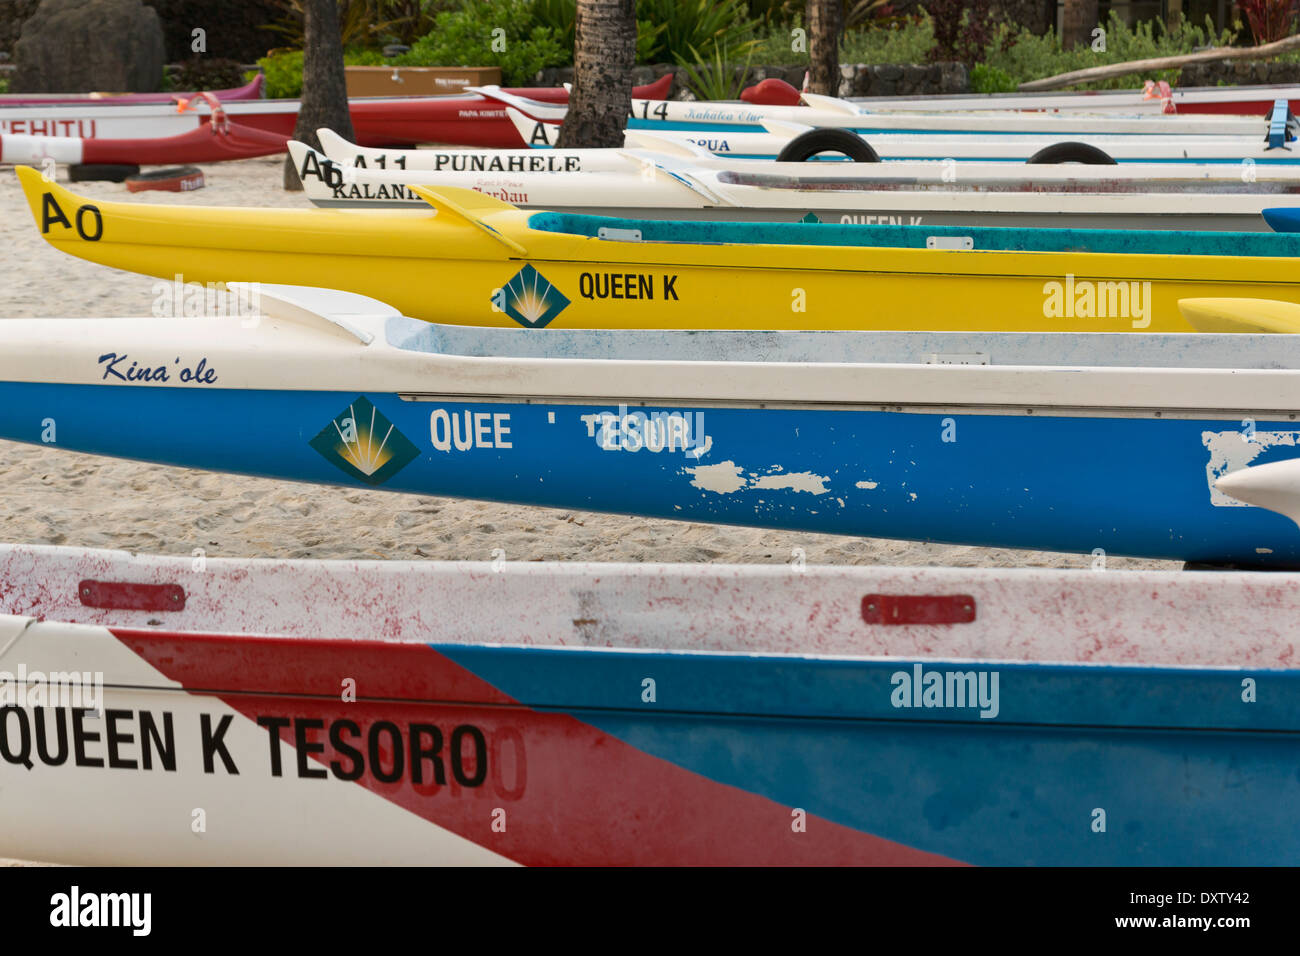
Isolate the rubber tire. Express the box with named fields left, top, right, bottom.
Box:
left=1025, top=142, right=1117, bottom=165
left=776, top=127, right=880, bottom=163
left=68, top=163, right=140, bottom=183
left=125, top=165, right=205, bottom=193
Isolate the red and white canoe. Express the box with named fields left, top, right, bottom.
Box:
left=0, top=74, right=673, bottom=147
left=0, top=73, right=266, bottom=106
left=0, top=120, right=289, bottom=166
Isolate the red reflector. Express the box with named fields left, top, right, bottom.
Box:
left=78, top=580, right=186, bottom=612
left=862, top=594, right=975, bottom=625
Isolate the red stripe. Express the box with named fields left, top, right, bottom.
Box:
left=114, top=629, right=962, bottom=866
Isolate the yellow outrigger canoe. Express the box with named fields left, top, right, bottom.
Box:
left=17, top=164, right=1300, bottom=332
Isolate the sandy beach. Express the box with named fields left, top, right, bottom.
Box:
left=0, top=156, right=1175, bottom=573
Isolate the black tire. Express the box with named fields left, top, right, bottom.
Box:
left=1025, top=142, right=1117, bottom=165
left=776, top=127, right=880, bottom=163
left=68, top=163, right=140, bottom=182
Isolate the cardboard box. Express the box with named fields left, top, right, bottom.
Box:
left=345, top=66, right=503, bottom=97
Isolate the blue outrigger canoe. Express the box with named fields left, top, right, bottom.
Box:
left=5, top=285, right=1300, bottom=565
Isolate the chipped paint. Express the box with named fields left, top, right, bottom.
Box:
left=751, top=471, right=830, bottom=495
left=686, top=460, right=747, bottom=494
left=1202, top=429, right=1300, bottom=506
left=856, top=480, right=879, bottom=490
left=687, top=462, right=831, bottom=496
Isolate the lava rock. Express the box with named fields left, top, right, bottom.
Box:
left=11, top=0, right=164, bottom=93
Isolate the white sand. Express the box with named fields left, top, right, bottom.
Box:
left=0, top=156, right=1175, bottom=571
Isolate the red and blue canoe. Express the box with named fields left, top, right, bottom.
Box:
left=1, top=544, right=1296, bottom=866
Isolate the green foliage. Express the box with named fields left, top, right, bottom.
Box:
left=252, top=49, right=304, bottom=99
left=677, top=41, right=755, bottom=100
left=981, top=14, right=1240, bottom=90
left=531, top=0, right=664, bottom=65
left=344, top=47, right=387, bottom=66
left=749, top=12, right=937, bottom=66
left=395, top=0, right=568, bottom=85
left=0, top=76, right=8, bottom=95
left=637, top=0, right=760, bottom=63
left=746, top=16, right=809, bottom=64
left=842, top=13, right=937, bottom=64
left=248, top=46, right=394, bottom=99
left=969, top=62, right=1016, bottom=93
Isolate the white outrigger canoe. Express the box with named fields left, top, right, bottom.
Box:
left=3, top=542, right=1300, bottom=865
left=3, top=284, right=1300, bottom=565
left=844, top=82, right=1300, bottom=116
left=495, top=89, right=1299, bottom=164
left=485, top=85, right=1280, bottom=136
left=300, top=134, right=1300, bottom=230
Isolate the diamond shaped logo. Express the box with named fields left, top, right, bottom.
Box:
left=799, top=212, right=822, bottom=223
left=309, top=396, right=419, bottom=486
left=498, top=264, right=571, bottom=328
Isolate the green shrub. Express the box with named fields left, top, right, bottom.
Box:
left=970, top=62, right=1016, bottom=93
left=843, top=13, right=937, bottom=64
left=749, top=13, right=937, bottom=66
left=981, top=14, right=1240, bottom=90
left=395, top=0, right=568, bottom=86
left=251, top=49, right=304, bottom=98
left=1, top=75, right=11, bottom=95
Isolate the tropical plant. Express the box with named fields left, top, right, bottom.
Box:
left=1238, top=0, right=1300, bottom=44
left=263, top=0, right=410, bottom=49
left=677, top=40, right=756, bottom=100
left=637, top=0, right=760, bottom=63
left=846, top=0, right=895, bottom=29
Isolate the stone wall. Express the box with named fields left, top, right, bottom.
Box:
left=535, top=62, right=970, bottom=99
left=1179, top=59, right=1300, bottom=87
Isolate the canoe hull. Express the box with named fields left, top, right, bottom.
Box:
left=2, top=546, right=1298, bottom=866
left=0, top=77, right=671, bottom=147
left=2, top=379, right=1299, bottom=564
left=21, top=166, right=1300, bottom=333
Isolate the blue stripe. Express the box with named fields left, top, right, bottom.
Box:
left=436, top=643, right=1300, bottom=865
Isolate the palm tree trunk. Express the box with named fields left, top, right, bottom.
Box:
left=806, top=0, right=841, bottom=96
left=555, top=0, right=636, bottom=148
left=1062, top=0, right=1100, bottom=51
left=284, top=0, right=357, bottom=190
